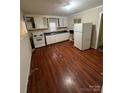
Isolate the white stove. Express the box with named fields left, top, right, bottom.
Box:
left=32, top=31, right=46, bottom=48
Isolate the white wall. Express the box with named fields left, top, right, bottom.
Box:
left=20, top=10, right=32, bottom=93
left=68, top=6, right=103, bottom=48
left=20, top=11, right=28, bottom=37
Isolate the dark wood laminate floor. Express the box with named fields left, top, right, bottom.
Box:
left=27, top=41, right=103, bottom=93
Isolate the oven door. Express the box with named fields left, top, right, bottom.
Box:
left=33, top=37, right=44, bottom=44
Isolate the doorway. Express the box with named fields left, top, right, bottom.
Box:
left=97, top=13, right=103, bottom=52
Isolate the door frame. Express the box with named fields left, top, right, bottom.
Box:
left=95, top=12, right=103, bottom=49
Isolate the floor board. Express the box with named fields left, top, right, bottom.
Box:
left=27, top=41, right=103, bottom=93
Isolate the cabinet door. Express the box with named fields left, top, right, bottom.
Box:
left=55, top=34, right=63, bottom=42
left=43, top=17, right=48, bottom=28
left=46, top=35, right=55, bottom=45
left=63, top=17, right=68, bottom=27
left=25, top=22, right=33, bottom=30
left=74, top=32, right=83, bottom=50
left=34, top=16, right=44, bottom=29
left=46, top=33, right=69, bottom=45
left=55, top=33, right=69, bottom=42
left=46, top=35, right=52, bottom=45
left=59, top=18, right=64, bottom=27
left=59, top=17, right=68, bottom=27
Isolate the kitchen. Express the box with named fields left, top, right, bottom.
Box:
left=20, top=0, right=103, bottom=93
left=24, top=14, right=93, bottom=51
left=24, top=15, right=71, bottom=48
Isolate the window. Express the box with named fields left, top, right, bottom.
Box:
left=48, top=18, right=58, bottom=31
left=49, top=22, right=56, bottom=31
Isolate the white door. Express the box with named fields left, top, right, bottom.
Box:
left=74, top=32, right=83, bottom=50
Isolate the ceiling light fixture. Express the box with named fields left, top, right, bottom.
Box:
left=63, top=2, right=76, bottom=10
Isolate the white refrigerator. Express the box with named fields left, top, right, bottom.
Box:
left=74, top=23, right=92, bottom=50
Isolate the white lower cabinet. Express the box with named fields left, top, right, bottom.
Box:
left=46, top=32, right=69, bottom=45
left=46, top=35, right=55, bottom=45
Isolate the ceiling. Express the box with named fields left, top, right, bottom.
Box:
left=21, top=0, right=103, bottom=16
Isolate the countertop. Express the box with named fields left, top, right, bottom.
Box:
left=44, top=30, right=69, bottom=36
left=28, top=29, right=72, bottom=38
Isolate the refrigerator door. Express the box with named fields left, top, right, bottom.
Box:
left=74, top=31, right=83, bottom=50
left=83, top=23, right=92, bottom=33
left=74, top=23, right=83, bottom=33
left=82, top=23, right=92, bottom=50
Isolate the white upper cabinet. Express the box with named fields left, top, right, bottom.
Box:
left=59, top=17, right=64, bottom=27
left=42, top=17, right=48, bottom=28
left=24, top=15, right=68, bottom=30
left=63, top=17, right=68, bottom=27
left=59, top=17, right=68, bottom=27
left=34, top=16, right=48, bottom=29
